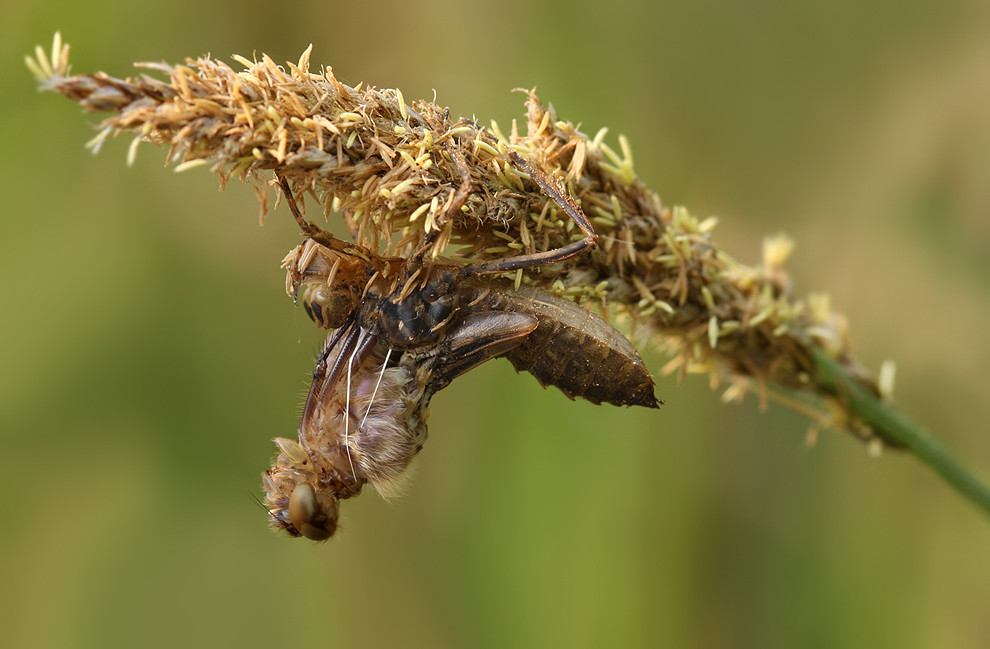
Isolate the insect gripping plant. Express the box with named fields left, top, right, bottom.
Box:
left=27, top=34, right=990, bottom=537
left=265, top=169, right=659, bottom=539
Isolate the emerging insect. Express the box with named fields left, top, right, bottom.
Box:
left=263, top=142, right=659, bottom=540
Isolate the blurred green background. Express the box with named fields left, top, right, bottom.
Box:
left=4, top=1, right=990, bottom=647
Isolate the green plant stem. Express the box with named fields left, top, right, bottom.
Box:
left=812, top=347, right=990, bottom=517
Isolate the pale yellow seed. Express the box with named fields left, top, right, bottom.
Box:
left=474, top=139, right=499, bottom=156
left=598, top=162, right=622, bottom=178
left=591, top=127, right=609, bottom=149
left=610, top=194, right=623, bottom=222
left=698, top=216, right=719, bottom=233
left=391, top=177, right=417, bottom=195
left=619, top=134, right=633, bottom=166
left=231, top=54, right=254, bottom=68
left=409, top=203, right=431, bottom=223
left=126, top=137, right=142, bottom=167
left=489, top=120, right=506, bottom=142
left=399, top=150, right=417, bottom=167
left=593, top=206, right=616, bottom=224
left=520, top=222, right=532, bottom=250
left=25, top=47, right=50, bottom=79
left=701, top=285, right=715, bottom=310
left=396, top=89, right=407, bottom=121
left=599, top=142, right=622, bottom=168
left=748, top=310, right=770, bottom=327
left=424, top=196, right=439, bottom=231
left=763, top=234, right=796, bottom=269
left=174, top=159, right=208, bottom=173
left=878, top=361, right=896, bottom=402
left=721, top=382, right=748, bottom=404
left=537, top=109, right=550, bottom=136
left=85, top=127, right=113, bottom=154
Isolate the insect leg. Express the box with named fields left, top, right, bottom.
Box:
left=459, top=151, right=598, bottom=277
left=276, top=174, right=358, bottom=255
left=506, top=150, right=596, bottom=243
left=410, top=140, right=473, bottom=261
left=317, top=315, right=356, bottom=368
left=442, top=119, right=599, bottom=275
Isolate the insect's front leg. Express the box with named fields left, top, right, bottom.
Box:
left=407, top=139, right=473, bottom=262
left=460, top=151, right=598, bottom=278
left=276, top=174, right=367, bottom=256
left=437, top=120, right=600, bottom=277
left=419, top=121, right=599, bottom=277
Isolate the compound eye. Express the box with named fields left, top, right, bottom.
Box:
left=288, top=483, right=337, bottom=541
left=301, top=284, right=356, bottom=329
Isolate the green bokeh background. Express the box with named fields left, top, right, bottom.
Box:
left=4, top=1, right=990, bottom=647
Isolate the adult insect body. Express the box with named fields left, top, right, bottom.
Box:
left=264, top=281, right=545, bottom=540
left=291, top=240, right=658, bottom=407
left=265, top=150, right=659, bottom=540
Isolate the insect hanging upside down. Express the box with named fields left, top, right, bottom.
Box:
left=263, top=147, right=660, bottom=541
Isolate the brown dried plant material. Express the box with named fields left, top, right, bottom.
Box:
left=27, top=34, right=889, bottom=444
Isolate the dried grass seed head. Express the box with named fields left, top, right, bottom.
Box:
left=31, top=34, right=887, bottom=442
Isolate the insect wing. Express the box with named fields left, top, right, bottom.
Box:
left=299, top=323, right=363, bottom=435
left=427, top=311, right=538, bottom=391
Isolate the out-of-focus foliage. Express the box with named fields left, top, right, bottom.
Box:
left=3, top=1, right=989, bottom=648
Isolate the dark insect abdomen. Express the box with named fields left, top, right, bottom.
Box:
left=475, top=282, right=659, bottom=408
